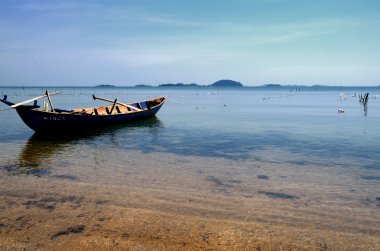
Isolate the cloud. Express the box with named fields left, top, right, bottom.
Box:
left=16, top=1, right=200, bottom=28
left=207, top=18, right=358, bottom=47
left=142, top=16, right=200, bottom=27
left=18, top=2, right=74, bottom=12
left=90, top=48, right=185, bottom=67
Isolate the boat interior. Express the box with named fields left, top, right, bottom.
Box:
left=65, top=97, right=165, bottom=115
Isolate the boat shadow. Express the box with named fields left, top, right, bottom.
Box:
left=5, top=117, right=164, bottom=176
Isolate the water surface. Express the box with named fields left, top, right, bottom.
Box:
left=0, top=86, right=379, bottom=249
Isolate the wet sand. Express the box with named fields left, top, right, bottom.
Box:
left=1, top=177, right=379, bottom=250
left=1, top=150, right=379, bottom=250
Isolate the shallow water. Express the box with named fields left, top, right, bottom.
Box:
left=0, top=86, right=379, bottom=249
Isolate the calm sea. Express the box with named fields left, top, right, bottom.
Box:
left=0, top=86, right=379, bottom=236
left=1, top=86, right=379, bottom=164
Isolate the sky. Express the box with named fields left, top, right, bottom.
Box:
left=0, top=0, right=379, bottom=86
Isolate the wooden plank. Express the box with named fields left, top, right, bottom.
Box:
left=10, top=91, right=62, bottom=108
left=45, top=90, right=55, bottom=112
left=92, top=95, right=142, bottom=112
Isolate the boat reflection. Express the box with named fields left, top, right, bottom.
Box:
left=12, top=117, right=164, bottom=175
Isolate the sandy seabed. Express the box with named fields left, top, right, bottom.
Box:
left=0, top=150, right=379, bottom=250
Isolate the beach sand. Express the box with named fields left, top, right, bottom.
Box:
left=0, top=150, right=379, bottom=250
left=0, top=182, right=379, bottom=250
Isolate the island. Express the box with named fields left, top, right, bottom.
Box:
left=157, top=80, right=244, bottom=88
left=94, top=84, right=116, bottom=88
left=263, top=84, right=281, bottom=88
left=211, top=80, right=243, bottom=87
left=134, top=84, right=153, bottom=88
left=159, top=83, right=203, bottom=88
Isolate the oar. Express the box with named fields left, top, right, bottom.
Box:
left=10, top=91, right=62, bottom=108
left=92, top=95, right=142, bottom=112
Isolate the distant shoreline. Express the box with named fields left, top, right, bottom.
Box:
left=1, top=77, right=380, bottom=90
left=1, top=85, right=379, bottom=89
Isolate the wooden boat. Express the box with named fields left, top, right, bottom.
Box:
left=0, top=90, right=167, bottom=133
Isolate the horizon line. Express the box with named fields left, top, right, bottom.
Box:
left=1, top=84, right=380, bottom=88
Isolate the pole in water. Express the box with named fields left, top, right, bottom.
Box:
left=364, top=93, right=369, bottom=106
